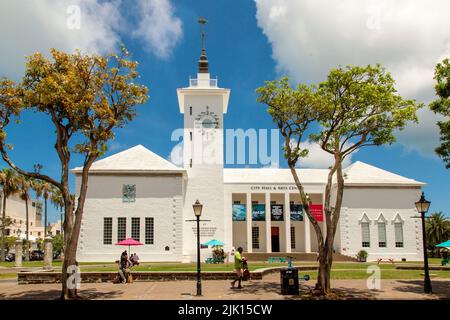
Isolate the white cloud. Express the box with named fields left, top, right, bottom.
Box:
left=132, top=0, right=183, bottom=59
left=0, top=0, right=182, bottom=79
left=295, top=141, right=356, bottom=169
left=255, top=0, right=450, bottom=158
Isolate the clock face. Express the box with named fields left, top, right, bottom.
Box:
left=194, top=106, right=220, bottom=130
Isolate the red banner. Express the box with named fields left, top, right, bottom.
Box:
left=309, top=204, right=323, bottom=222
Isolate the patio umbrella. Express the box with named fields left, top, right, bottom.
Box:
left=202, top=239, right=224, bottom=247
left=436, top=239, right=450, bottom=249
left=115, top=238, right=143, bottom=254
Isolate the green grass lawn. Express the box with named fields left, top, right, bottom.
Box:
left=1, top=259, right=448, bottom=281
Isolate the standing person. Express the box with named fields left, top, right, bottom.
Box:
left=231, top=247, right=244, bottom=289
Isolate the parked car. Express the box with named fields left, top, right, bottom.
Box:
left=30, top=250, right=44, bottom=261
left=5, top=252, right=15, bottom=262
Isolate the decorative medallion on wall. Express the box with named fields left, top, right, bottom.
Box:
left=122, top=184, right=136, bottom=202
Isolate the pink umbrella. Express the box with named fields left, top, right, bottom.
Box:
left=115, top=238, right=143, bottom=254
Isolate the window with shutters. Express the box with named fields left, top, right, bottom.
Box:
left=395, top=222, right=404, bottom=247
left=145, top=217, right=154, bottom=245
left=361, top=222, right=370, bottom=247
left=291, top=226, right=296, bottom=249
left=252, top=226, right=259, bottom=249
left=117, top=217, right=126, bottom=242
left=131, top=217, right=140, bottom=242
left=378, top=222, right=387, bottom=247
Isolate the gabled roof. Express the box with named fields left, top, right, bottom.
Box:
left=71, top=145, right=185, bottom=174
left=224, top=161, right=425, bottom=187
left=342, top=161, right=425, bottom=187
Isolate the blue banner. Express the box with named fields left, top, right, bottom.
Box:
left=290, top=204, right=303, bottom=221
left=252, top=204, right=265, bottom=221
left=232, top=204, right=246, bottom=221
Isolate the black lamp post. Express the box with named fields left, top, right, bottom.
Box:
left=192, top=200, right=203, bottom=296
left=415, top=192, right=432, bottom=294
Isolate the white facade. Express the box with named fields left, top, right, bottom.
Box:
left=2, top=194, right=44, bottom=240
left=73, top=46, right=425, bottom=263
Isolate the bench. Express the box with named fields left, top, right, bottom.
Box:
left=377, top=258, right=395, bottom=265
left=267, top=257, right=287, bottom=263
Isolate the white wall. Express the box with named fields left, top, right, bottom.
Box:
left=337, top=187, right=422, bottom=261
left=75, top=173, right=184, bottom=262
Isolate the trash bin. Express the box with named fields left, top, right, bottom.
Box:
left=280, top=267, right=299, bottom=295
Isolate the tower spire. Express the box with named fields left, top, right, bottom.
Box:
left=197, top=17, right=209, bottom=74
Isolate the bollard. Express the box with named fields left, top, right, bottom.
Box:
left=15, top=240, right=23, bottom=268
left=43, top=237, right=53, bottom=270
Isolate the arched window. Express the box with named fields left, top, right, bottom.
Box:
left=393, top=214, right=404, bottom=248
left=359, top=213, right=371, bottom=248
left=377, top=214, right=387, bottom=248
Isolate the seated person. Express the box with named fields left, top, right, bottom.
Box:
left=117, top=251, right=132, bottom=283
left=130, top=253, right=140, bottom=266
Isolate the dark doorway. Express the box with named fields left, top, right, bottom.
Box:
left=271, top=227, right=280, bottom=252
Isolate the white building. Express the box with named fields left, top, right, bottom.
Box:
left=73, top=40, right=425, bottom=263
left=2, top=194, right=44, bottom=240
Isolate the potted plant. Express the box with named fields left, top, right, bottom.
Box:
left=356, top=250, right=368, bottom=262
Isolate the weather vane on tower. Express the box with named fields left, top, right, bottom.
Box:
left=197, top=17, right=209, bottom=73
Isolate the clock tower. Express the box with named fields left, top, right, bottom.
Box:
left=177, top=27, right=231, bottom=261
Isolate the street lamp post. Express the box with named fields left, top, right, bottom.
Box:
left=415, top=192, right=432, bottom=294
left=192, top=200, right=203, bottom=296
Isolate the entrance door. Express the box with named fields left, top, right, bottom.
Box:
left=271, top=227, right=280, bottom=252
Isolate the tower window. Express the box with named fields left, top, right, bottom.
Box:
left=190, top=132, right=192, bottom=141
left=190, top=158, right=192, bottom=168
left=189, top=106, right=192, bottom=115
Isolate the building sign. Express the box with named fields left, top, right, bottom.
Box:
left=232, top=204, right=246, bottom=221
left=252, top=204, right=265, bottom=221
left=271, top=204, right=284, bottom=221
left=309, top=204, right=323, bottom=222
left=290, top=204, right=303, bottom=221
left=122, top=184, right=136, bottom=203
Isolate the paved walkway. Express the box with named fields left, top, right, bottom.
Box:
left=0, top=274, right=449, bottom=300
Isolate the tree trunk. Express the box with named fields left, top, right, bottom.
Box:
left=44, top=197, right=47, bottom=237
left=24, top=198, right=29, bottom=262
left=0, top=192, right=5, bottom=262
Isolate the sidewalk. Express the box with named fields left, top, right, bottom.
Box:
left=0, top=273, right=449, bottom=300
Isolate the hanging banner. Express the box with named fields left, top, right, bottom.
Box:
left=309, top=204, right=324, bottom=222
left=290, top=204, right=303, bottom=221
left=271, top=204, right=284, bottom=221
left=252, top=204, right=265, bottom=221
left=232, top=204, right=246, bottom=221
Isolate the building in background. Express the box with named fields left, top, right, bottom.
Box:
left=2, top=194, right=44, bottom=240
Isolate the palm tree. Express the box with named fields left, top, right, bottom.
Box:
left=426, top=212, right=450, bottom=257
left=50, top=186, right=67, bottom=239
left=0, top=168, right=19, bottom=262
left=33, top=180, right=52, bottom=237
left=17, top=174, right=32, bottom=261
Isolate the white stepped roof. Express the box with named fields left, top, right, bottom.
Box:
left=342, top=161, right=425, bottom=186
left=72, top=145, right=184, bottom=174
left=224, top=161, right=425, bottom=187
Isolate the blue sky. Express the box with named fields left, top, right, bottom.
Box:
left=0, top=0, right=448, bottom=223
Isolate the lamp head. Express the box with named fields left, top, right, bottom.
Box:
left=193, top=200, right=203, bottom=217
left=415, top=192, right=431, bottom=214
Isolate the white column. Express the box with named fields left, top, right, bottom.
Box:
left=285, top=193, right=291, bottom=253
left=246, top=193, right=252, bottom=253
left=265, top=192, right=272, bottom=253
left=304, top=210, right=311, bottom=253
